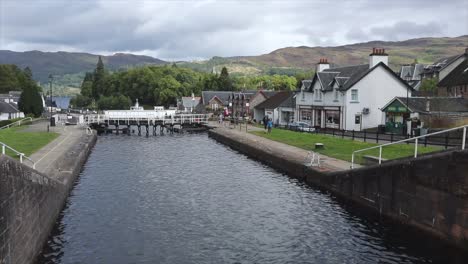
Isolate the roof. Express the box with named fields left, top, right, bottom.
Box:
left=201, top=90, right=257, bottom=105
left=383, top=97, right=468, bottom=113
left=180, top=97, right=201, bottom=108
left=400, top=64, right=425, bottom=81
left=0, top=101, right=21, bottom=113
left=259, top=90, right=278, bottom=98
left=438, top=59, right=468, bottom=87
left=255, top=91, right=293, bottom=109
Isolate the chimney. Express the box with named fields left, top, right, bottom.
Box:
left=369, top=48, right=388, bottom=68
left=316, top=58, right=330, bottom=72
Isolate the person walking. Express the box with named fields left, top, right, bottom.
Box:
left=267, top=118, right=273, bottom=134
left=263, top=115, right=268, bottom=131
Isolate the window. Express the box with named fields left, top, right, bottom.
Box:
left=355, top=115, right=361, bottom=124
left=351, top=89, right=358, bottom=101
left=300, top=109, right=312, bottom=121
left=315, top=89, right=322, bottom=101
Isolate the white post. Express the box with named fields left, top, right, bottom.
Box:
left=351, top=153, right=355, bottom=169
left=414, top=138, right=418, bottom=158
left=20, top=154, right=23, bottom=163
left=33, top=163, right=36, bottom=169
left=379, top=146, right=382, bottom=164
left=463, top=127, right=467, bottom=150
left=2, top=145, right=4, bottom=155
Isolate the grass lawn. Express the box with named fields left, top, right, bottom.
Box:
left=251, top=129, right=441, bottom=164
left=0, top=127, right=59, bottom=158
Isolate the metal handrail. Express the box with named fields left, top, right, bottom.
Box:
left=351, top=124, right=468, bottom=169
left=1, top=141, right=36, bottom=169
left=0, top=117, right=33, bottom=129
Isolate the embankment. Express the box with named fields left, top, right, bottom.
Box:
left=0, top=131, right=96, bottom=264
left=208, top=128, right=468, bottom=250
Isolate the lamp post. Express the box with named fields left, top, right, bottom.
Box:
left=48, top=74, right=55, bottom=126
left=405, top=72, right=412, bottom=136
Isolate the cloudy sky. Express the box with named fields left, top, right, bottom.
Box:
left=0, top=0, right=467, bottom=60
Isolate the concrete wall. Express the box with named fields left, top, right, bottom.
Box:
left=0, top=132, right=96, bottom=264
left=208, top=129, right=468, bottom=250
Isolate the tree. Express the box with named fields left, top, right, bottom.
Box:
left=92, top=56, right=107, bottom=99
left=218, top=67, right=233, bottom=91
left=420, top=78, right=438, bottom=92
left=18, top=82, right=43, bottom=117
left=23, top=67, right=33, bottom=80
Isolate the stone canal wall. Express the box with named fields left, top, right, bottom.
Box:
left=208, top=128, right=468, bottom=250
left=0, top=132, right=97, bottom=264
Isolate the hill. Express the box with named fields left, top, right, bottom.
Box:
left=179, top=35, right=468, bottom=74
left=0, top=50, right=167, bottom=85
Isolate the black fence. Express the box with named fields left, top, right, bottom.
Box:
left=274, top=124, right=465, bottom=149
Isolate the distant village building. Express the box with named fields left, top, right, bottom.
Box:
left=254, top=91, right=294, bottom=125
left=420, top=49, right=467, bottom=82
left=296, top=48, right=413, bottom=131
left=0, top=91, right=21, bottom=104
left=177, top=94, right=201, bottom=112
left=201, top=91, right=257, bottom=116
left=437, top=55, right=468, bottom=99
left=381, top=97, right=468, bottom=131
left=399, top=63, right=425, bottom=90
left=0, top=101, right=24, bottom=121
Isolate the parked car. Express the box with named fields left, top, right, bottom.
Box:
left=288, top=122, right=315, bottom=132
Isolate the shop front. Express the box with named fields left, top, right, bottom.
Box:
left=381, top=99, right=410, bottom=134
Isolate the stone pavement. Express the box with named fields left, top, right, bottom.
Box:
left=210, top=122, right=359, bottom=172
left=27, top=120, right=91, bottom=176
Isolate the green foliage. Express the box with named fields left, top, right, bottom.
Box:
left=92, top=56, right=107, bottom=98
left=218, top=67, right=233, bottom=91
left=0, top=64, right=33, bottom=93
left=70, top=94, right=92, bottom=108
left=420, top=78, right=438, bottom=92
left=97, top=95, right=132, bottom=110
left=18, top=82, right=43, bottom=117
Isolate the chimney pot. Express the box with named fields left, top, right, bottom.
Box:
left=373, top=48, right=376, bottom=54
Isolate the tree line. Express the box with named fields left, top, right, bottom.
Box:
left=71, top=57, right=311, bottom=110
left=0, top=64, right=43, bottom=117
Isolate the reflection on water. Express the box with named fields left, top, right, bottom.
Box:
left=37, top=134, right=467, bottom=263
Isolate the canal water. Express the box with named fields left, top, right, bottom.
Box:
left=37, top=134, right=467, bottom=264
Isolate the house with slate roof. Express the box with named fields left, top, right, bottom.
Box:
left=0, top=101, right=24, bottom=121
left=399, top=63, right=425, bottom=91
left=296, top=48, right=413, bottom=131
left=438, top=53, right=468, bottom=99
left=201, top=90, right=257, bottom=116
left=253, top=91, right=293, bottom=125
left=420, top=49, right=467, bottom=82
left=177, top=94, right=201, bottom=113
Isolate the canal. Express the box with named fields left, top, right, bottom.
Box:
left=37, top=133, right=467, bottom=263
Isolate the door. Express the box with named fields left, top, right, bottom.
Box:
left=354, top=114, right=362, bottom=131
left=315, top=110, right=322, bottom=128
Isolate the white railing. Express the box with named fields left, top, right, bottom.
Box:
left=1, top=141, right=36, bottom=169
left=351, top=124, right=468, bottom=169
left=0, top=117, right=33, bottom=130
left=85, top=113, right=208, bottom=125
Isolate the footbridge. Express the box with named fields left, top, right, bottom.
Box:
left=85, top=110, right=210, bottom=135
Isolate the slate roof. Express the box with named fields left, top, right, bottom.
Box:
left=201, top=91, right=257, bottom=105
left=400, top=64, right=425, bottom=80
left=260, top=90, right=278, bottom=98
left=388, top=97, right=468, bottom=113
left=438, top=59, right=468, bottom=87
left=310, top=64, right=370, bottom=92
left=0, top=101, right=20, bottom=113
left=255, top=91, right=293, bottom=109
left=301, top=80, right=312, bottom=90
left=180, top=96, right=201, bottom=108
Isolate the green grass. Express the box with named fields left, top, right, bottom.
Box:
left=251, top=129, right=441, bottom=164
left=0, top=127, right=59, bottom=158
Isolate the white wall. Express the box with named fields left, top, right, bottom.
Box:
left=344, top=65, right=410, bottom=130
left=369, top=55, right=388, bottom=68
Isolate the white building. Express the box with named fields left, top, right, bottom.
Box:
left=296, top=48, right=413, bottom=131
left=0, top=101, right=24, bottom=121
left=253, top=91, right=294, bottom=125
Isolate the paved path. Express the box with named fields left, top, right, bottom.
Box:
left=210, top=122, right=358, bottom=172
left=27, top=120, right=89, bottom=175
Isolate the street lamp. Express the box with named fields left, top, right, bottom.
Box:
left=405, top=72, right=412, bottom=136
left=48, top=74, right=55, bottom=127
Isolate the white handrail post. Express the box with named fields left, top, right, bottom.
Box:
left=463, top=126, right=467, bottom=150
left=351, top=153, right=355, bottom=169
left=414, top=138, right=418, bottom=158
left=20, top=154, right=23, bottom=163
left=2, top=144, right=4, bottom=155
left=33, top=163, right=36, bottom=169
left=379, top=146, right=382, bottom=165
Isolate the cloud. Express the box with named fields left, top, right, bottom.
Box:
left=0, top=0, right=467, bottom=60
left=369, top=21, right=444, bottom=40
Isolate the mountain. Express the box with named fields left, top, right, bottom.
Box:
left=0, top=50, right=167, bottom=84
left=179, top=35, right=468, bottom=74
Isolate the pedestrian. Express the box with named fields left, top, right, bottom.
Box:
left=267, top=118, right=273, bottom=134
left=219, top=114, right=223, bottom=124
left=263, top=115, right=268, bottom=130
